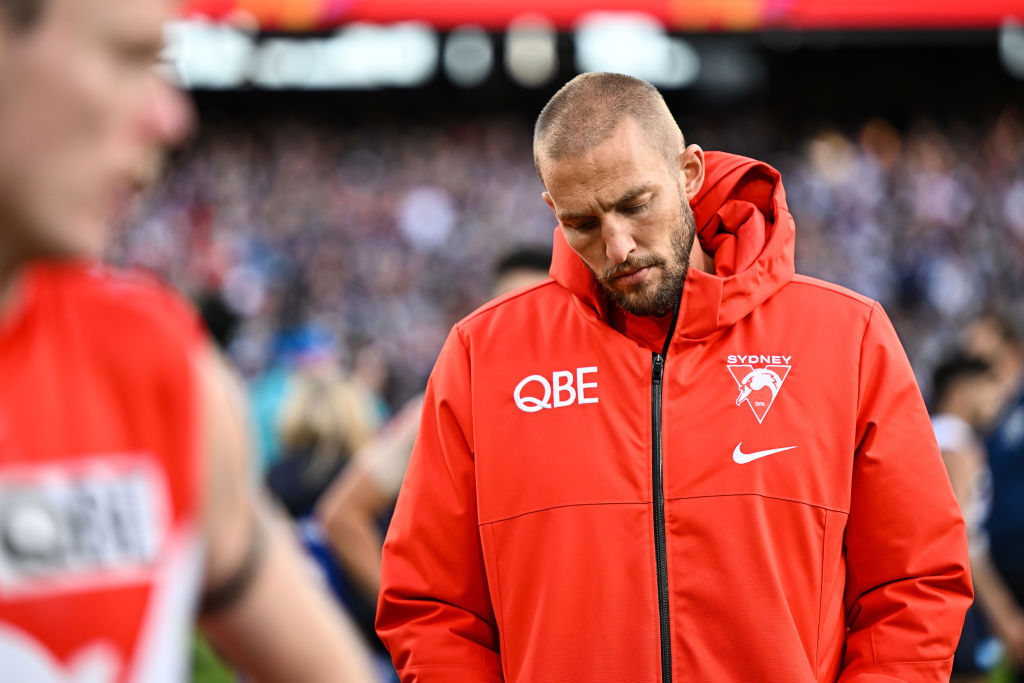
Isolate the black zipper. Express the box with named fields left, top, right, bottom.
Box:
left=652, top=302, right=681, bottom=683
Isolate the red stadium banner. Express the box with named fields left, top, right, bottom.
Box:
left=180, top=0, right=1024, bottom=32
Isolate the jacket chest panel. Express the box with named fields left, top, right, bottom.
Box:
left=660, top=322, right=859, bottom=512
left=472, top=331, right=652, bottom=526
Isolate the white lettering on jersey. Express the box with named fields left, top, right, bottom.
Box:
left=0, top=455, right=170, bottom=597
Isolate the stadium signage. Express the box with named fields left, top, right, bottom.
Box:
left=182, top=0, right=1024, bottom=32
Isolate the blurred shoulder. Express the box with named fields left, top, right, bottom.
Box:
left=33, top=260, right=205, bottom=352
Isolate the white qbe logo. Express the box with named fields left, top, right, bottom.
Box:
left=513, top=367, right=599, bottom=413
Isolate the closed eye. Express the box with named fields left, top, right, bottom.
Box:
left=622, top=203, right=649, bottom=216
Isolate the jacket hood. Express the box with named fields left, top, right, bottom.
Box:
left=549, top=151, right=795, bottom=342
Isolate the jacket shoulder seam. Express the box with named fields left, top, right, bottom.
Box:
left=785, top=275, right=877, bottom=309
left=454, top=320, right=470, bottom=351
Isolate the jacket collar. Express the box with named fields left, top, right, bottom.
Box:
left=549, top=151, right=795, bottom=344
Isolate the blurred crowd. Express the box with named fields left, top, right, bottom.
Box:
left=775, top=110, right=1024, bottom=390
left=112, top=115, right=555, bottom=410
left=111, top=107, right=1024, bottom=680
left=113, top=108, right=1024, bottom=403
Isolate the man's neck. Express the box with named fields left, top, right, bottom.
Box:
left=690, top=240, right=714, bottom=275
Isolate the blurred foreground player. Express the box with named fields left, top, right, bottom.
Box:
left=0, top=0, right=374, bottom=681
left=377, top=73, right=972, bottom=681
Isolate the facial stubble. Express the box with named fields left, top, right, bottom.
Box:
left=595, top=199, right=697, bottom=317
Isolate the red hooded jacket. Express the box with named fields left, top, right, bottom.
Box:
left=377, top=153, right=972, bottom=682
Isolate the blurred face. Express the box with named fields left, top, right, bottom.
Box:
left=963, top=373, right=1005, bottom=430
left=0, top=0, right=191, bottom=263
left=541, top=117, right=704, bottom=317
left=963, top=318, right=1023, bottom=408
left=965, top=320, right=1004, bottom=367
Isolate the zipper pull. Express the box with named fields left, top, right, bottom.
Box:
left=652, top=353, right=664, bottom=383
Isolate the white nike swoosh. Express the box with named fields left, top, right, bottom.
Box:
left=732, top=443, right=797, bottom=464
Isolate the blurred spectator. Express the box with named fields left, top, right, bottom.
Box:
left=491, top=244, right=554, bottom=296
left=196, top=288, right=242, bottom=351
left=980, top=366, right=1024, bottom=677
left=249, top=319, right=343, bottom=472
left=930, top=353, right=1005, bottom=680
left=267, top=362, right=378, bottom=518
left=349, top=344, right=394, bottom=427
left=964, top=311, right=1024, bottom=410
left=317, top=394, right=424, bottom=606
left=257, top=350, right=389, bottom=677
left=947, top=312, right=1024, bottom=678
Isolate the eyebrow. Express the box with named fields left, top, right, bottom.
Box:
left=557, top=183, right=656, bottom=223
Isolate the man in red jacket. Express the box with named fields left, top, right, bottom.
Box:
left=377, top=72, right=973, bottom=682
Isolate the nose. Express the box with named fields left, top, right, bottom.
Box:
left=602, top=217, right=637, bottom=265
left=139, top=73, right=194, bottom=148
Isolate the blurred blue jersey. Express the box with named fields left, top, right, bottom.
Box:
left=986, top=388, right=1024, bottom=578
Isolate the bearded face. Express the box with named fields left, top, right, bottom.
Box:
left=541, top=117, right=705, bottom=319
left=589, top=198, right=696, bottom=317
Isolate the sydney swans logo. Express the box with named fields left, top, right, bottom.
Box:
left=727, top=354, right=792, bottom=423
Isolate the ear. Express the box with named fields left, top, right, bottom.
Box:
left=542, top=191, right=556, bottom=215
left=678, top=144, right=705, bottom=201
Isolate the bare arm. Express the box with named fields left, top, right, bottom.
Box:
left=972, top=549, right=1024, bottom=666
left=317, top=464, right=393, bottom=603
left=194, top=344, right=376, bottom=683
left=939, top=446, right=980, bottom=514
left=318, top=393, right=423, bottom=604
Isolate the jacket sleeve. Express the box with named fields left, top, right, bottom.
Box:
left=376, top=326, right=503, bottom=682
left=838, top=302, right=973, bottom=682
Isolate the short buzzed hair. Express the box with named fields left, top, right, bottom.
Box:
left=931, top=352, right=991, bottom=410
left=0, top=0, right=47, bottom=30
left=494, top=245, right=552, bottom=279
left=534, top=72, right=685, bottom=183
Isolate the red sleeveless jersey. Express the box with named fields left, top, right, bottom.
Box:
left=0, top=261, right=204, bottom=683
